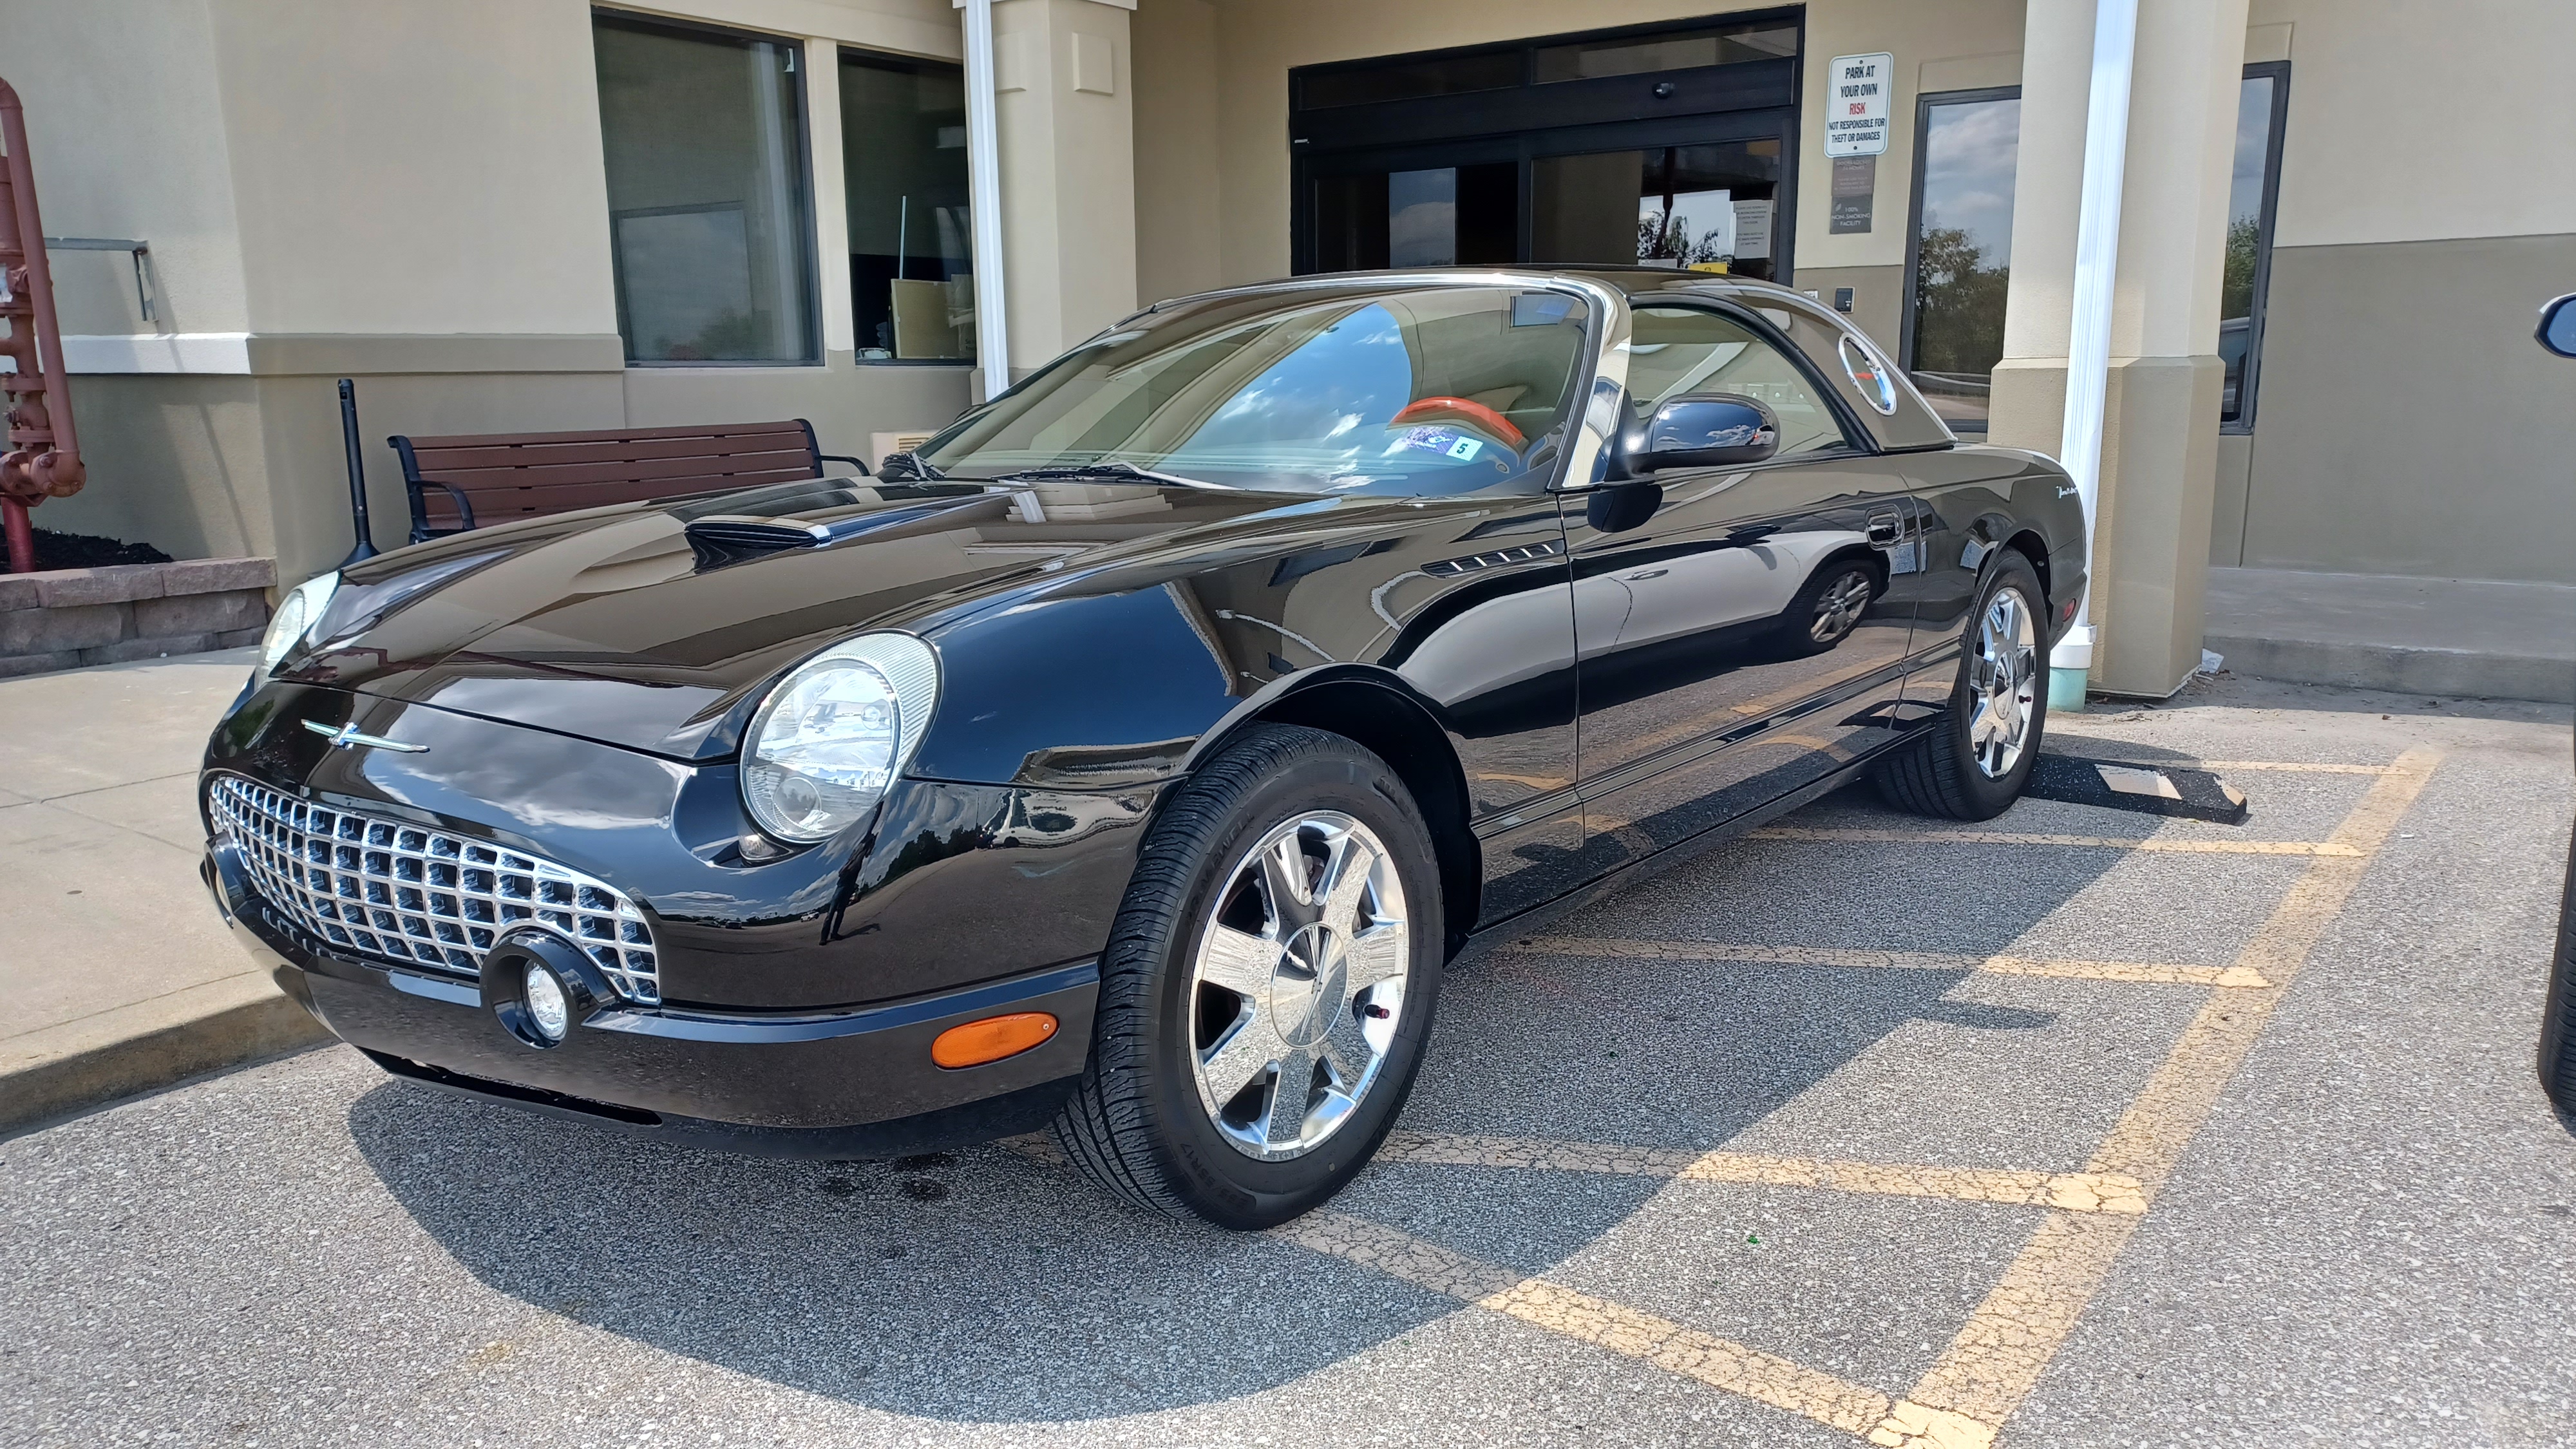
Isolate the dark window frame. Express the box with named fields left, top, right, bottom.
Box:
left=593, top=6, right=825, bottom=369
left=1290, top=7, right=1805, bottom=113
left=2225, top=59, right=2291, bottom=434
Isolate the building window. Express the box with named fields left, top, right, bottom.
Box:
left=2221, top=62, right=2289, bottom=430
left=1900, top=86, right=2020, bottom=435
left=594, top=11, right=819, bottom=366
left=1291, top=14, right=1801, bottom=279
left=840, top=49, right=975, bottom=363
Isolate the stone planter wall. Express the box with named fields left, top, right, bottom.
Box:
left=0, top=559, right=276, bottom=678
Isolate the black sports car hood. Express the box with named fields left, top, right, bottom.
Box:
left=273, top=478, right=1415, bottom=761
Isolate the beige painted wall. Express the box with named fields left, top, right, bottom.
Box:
left=2245, top=0, right=2576, bottom=249
left=0, top=0, right=251, bottom=337
left=994, top=0, right=1142, bottom=368
left=204, top=0, right=618, bottom=337
left=1131, top=0, right=1225, bottom=304
left=2227, top=0, right=2576, bottom=582
left=2235, top=233, right=2576, bottom=583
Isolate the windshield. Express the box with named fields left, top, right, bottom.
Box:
left=917, top=285, right=1593, bottom=496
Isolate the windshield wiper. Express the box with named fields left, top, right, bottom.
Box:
left=992, top=461, right=1233, bottom=491
left=876, top=451, right=945, bottom=481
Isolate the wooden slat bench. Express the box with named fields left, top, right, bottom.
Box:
left=389, top=418, right=871, bottom=542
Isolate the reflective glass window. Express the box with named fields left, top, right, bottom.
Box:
left=1627, top=307, right=1851, bottom=455
left=1531, top=139, right=1783, bottom=283
left=841, top=49, right=975, bottom=363
left=594, top=12, right=819, bottom=365
left=1904, top=90, right=2020, bottom=433
left=2221, top=68, right=2287, bottom=427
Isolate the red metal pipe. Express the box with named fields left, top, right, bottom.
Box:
left=0, top=74, right=84, bottom=573
left=2, top=498, right=30, bottom=575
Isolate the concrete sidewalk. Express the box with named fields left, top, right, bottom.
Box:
left=0, top=648, right=328, bottom=1135
left=2204, top=565, right=2576, bottom=703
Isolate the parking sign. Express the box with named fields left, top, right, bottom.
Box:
left=1824, top=52, right=1892, bottom=157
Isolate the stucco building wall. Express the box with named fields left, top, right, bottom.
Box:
left=5, top=0, right=2566, bottom=588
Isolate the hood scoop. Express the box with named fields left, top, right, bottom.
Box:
left=683, top=493, right=1000, bottom=568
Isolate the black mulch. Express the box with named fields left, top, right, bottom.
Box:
left=18, top=527, right=176, bottom=571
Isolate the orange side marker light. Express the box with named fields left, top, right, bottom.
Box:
left=931, top=1012, right=1059, bottom=1068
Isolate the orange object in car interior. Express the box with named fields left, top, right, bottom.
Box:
left=931, top=1012, right=1060, bottom=1068
left=1389, top=396, right=1526, bottom=448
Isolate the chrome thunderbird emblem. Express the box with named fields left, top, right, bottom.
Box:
left=302, top=719, right=430, bottom=754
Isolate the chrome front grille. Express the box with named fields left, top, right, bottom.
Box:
left=207, top=774, right=659, bottom=1004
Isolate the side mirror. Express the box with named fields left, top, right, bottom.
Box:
left=2539, top=294, right=2576, bottom=359
left=1586, top=480, right=1662, bottom=533
left=1627, top=392, right=1780, bottom=473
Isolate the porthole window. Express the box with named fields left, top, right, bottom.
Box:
left=1839, top=334, right=1898, bottom=415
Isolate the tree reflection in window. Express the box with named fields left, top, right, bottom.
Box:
left=1904, top=91, right=2020, bottom=433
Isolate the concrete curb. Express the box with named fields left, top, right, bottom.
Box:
left=1, top=983, right=334, bottom=1139
left=2207, top=632, right=2575, bottom=705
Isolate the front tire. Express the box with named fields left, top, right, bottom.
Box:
left=1876, top=550, right=2049, bottom=820
left=1052, top=723, right=1444, bottom=1228
left=2539, top=828, right=2576, bottom=1113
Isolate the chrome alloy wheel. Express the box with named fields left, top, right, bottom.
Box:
left=1968, top=585, right=2040, bottom=779
left=1187, top=811, right=1410, bottom=1161
left=1810, top=568, right=1873, bottom=643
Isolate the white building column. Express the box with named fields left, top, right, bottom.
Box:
left=1990, top=0, right=2250, bottom=699
left=981, top=0, right=1139, bottom=381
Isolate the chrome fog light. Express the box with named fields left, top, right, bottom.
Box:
left=522, top=963, right=571, bottom=1042
left=485, top=929, right=603, bottom=1049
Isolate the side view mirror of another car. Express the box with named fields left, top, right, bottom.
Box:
left=1627, top=392, right=1781, bottom=473
left=2537, top=294, right=2576, bottom=359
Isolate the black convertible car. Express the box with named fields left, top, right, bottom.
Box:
left=202, top=269, right=2086, bottom=1227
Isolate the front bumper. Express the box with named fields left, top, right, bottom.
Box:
left=207, top=835, right=1099, bottom=1159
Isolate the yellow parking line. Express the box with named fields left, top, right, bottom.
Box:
left=1377, top=1130, right=2148, bottom=1215
left=1887, top=748, right=2441, bottom=1440
left=1274, top=1210, right=1953, bottom=1442
left=1748, top=826, right=2362, bottom=857
left=1506, top=936, right=2272, bottom=989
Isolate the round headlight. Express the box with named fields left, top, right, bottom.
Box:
left=522, top=963, right=570, bottom=1041
left=742, top=633, right=939, bottom=844
left=258, top=573, right=340, bottom=675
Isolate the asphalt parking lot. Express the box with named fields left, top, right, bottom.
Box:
left=5, top=676, right=2571, bottom=1448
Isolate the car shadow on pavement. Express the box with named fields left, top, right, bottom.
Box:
left=346, top=793, right=2118, bottom=1424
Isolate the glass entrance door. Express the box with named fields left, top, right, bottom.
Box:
left=1293, top=15, right=1802, bottom=281
left=1305, top=122, right=1792, bottom=279
left=1533, top=138, right=1783, bottom=279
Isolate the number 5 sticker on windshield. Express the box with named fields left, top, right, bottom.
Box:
left=1384, top=426, right=1483, bottom=462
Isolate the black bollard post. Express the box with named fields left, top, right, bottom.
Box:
left=336, top=377, right=378, bottom=567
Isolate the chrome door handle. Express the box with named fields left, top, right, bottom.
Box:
left=1625, top=568, right=1669, bottom=581
left=1867, top=513, right=1904, bottom=544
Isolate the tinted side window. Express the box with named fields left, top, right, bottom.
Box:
left=1625, top=307, right=1853, bottom=455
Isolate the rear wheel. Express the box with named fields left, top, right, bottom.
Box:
left=1052, top=723, right=1443, bottom=1228
left=1876, top=551, right=2049, bottom=820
